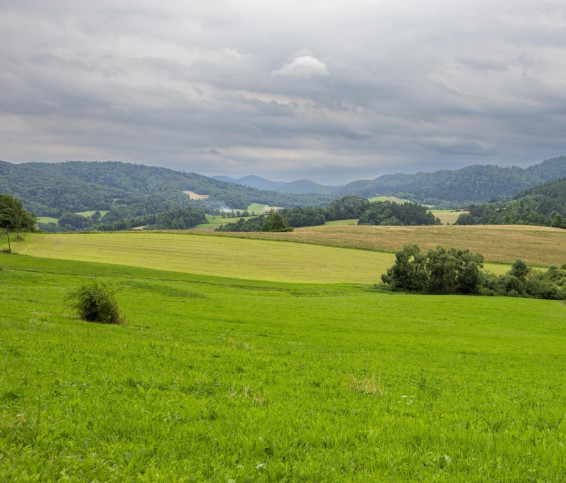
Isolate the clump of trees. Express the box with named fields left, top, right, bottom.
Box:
left=0, top=194, right=37, bottom=252
left=218, top=196, right=439, bottom=232
left=381, top=244, right=565, bottom=300
left=216, top=211, right=293, bottom=232
left=358, top=201, right=439, bottom=226
left=67, top=281, right=124, bottom=324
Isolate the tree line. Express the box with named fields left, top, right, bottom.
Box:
left=382, top=244, right=565, bottom=300
left=217, top=196, right=439, bottom=231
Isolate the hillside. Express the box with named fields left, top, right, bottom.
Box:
left=277, top=179, right=336, bottom=195
left=213, top=175, right=286, bottom=192
left=455, top=178, right=566, bottom=228
left=214, top=174, right=333, bottom=194
left=338, top=156, right=566, bottom=206
left=0, top=161, right=333, bottom=217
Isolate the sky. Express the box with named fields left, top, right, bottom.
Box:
left=1, top=0, right=565, bottom=184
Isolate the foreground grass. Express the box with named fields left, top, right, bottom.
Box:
left=213, top=224, right=566, bottom=268
left=1, top=253, right=565, bottom=481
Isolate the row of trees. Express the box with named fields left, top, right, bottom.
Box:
left=218, top=196, right=439, bottom=231
left=382, top=244, right=565, bottom=300
left=216, top=211, right=293, bottom=232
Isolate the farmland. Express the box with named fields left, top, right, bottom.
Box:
left=212, top=224, right=566, bottom=268
left=1, top=227, right=565, bottom=481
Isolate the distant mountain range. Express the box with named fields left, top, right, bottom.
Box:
left=1, top=156, right=565, bottom=216
left=216, top=156, right=566, bottom=206
left=212, top=175, right=334, bottom=194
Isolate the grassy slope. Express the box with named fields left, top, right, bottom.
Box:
left=212, top=224, right=566, bottom=268
left=12, top=232, right=400, bottom=283
left=1, top=253, right=565, bottom=481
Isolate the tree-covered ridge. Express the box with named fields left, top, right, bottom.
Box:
left=337, top=156, right=566, bottom=206
left=455, top=178, right=566, bottom=228
left=0, top=161, right=333, bottom=217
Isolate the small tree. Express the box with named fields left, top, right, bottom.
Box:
left=67, top=282, right=124, bottom=324
left=509, top=259, right=530, bottom=280
left=0, top=194, right=36, bottom=253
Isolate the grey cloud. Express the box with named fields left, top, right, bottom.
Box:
left=1, top=0, right=565, bottom=183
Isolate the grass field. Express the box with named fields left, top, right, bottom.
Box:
left=247, top=203, right=268, bottom=214
left=2, top=228, right=565, bottom=480
left=1, top=251, right=565, bottom=481
left=431, top=210, right=467, bottom=225
left=36, top=216, right=58, bottom=224
left=213, top=224, right=566, bottom=268
left=194, top=215, right=256, bottom=231
left=75, top=210, right=109, bottom=218
left=368, top=196, right=411, bottom=204
left=11, top=232, right=402, bottom=283
left=324, top=219, right=359, bottom=226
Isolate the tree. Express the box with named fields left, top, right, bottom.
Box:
left=262, top=211, right=293, bottom=232
left=0, top=194, right=36, bottom=253
left=381, top=244, right=428, bottom=291
left=382, top=244, right=484, bottom=294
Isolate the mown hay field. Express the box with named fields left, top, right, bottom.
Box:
left=212, top=224, right=566, bottom=268
left=12, top=232, right=398, bottom=284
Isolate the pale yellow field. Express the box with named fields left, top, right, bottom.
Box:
left=13, top=232, right=398, bottom=284
left=431, top=210, right=468, bottom=225
left=212, top=224, right=566, bottom=268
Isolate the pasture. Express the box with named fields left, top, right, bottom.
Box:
left=1, top=251, right=565, bottom=481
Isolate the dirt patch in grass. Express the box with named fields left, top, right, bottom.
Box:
left=183, top=190, right=209, bottom=200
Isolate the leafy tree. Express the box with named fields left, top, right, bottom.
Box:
left=509, top=259, right=530, bottom=280
left=58, top=212, right=93, bottom=231
left=425, top=247, right=484, bottom=294
left=0, top=194, right=36, bottom=253
left=262, top=211, right=293, bottom=232
left=381, top=244, right=428, bottom=291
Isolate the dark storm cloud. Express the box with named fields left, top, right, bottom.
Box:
left=1, top=0, right=565, bottom=183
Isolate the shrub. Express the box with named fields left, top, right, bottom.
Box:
left=67, top=282, right=124, bottom=324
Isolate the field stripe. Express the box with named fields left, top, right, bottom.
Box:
left=14, top=232, right=397, bottom=284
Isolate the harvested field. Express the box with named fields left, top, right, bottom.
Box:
left=212, top=224, right=566, bottom=267
left=431, top=209, right=467, bottom=225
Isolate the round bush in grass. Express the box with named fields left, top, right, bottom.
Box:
left=67, top=281, right=124, bottom=324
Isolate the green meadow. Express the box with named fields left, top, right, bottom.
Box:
left=1, top=233, right=565, bottom=481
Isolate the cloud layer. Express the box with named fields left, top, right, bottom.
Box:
left=1, top=0, right=565, bottom=183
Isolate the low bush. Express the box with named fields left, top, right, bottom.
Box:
left=67, top=281, right=124, bottom=324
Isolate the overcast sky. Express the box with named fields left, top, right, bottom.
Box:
left=1, top=0, right=565, bottom=183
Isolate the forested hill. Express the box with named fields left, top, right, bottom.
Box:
left=455, top=178, right=566, bottom=228
left=0, top=161, right=333, bottom=217
left=338, top=156, right=566, bottom=206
